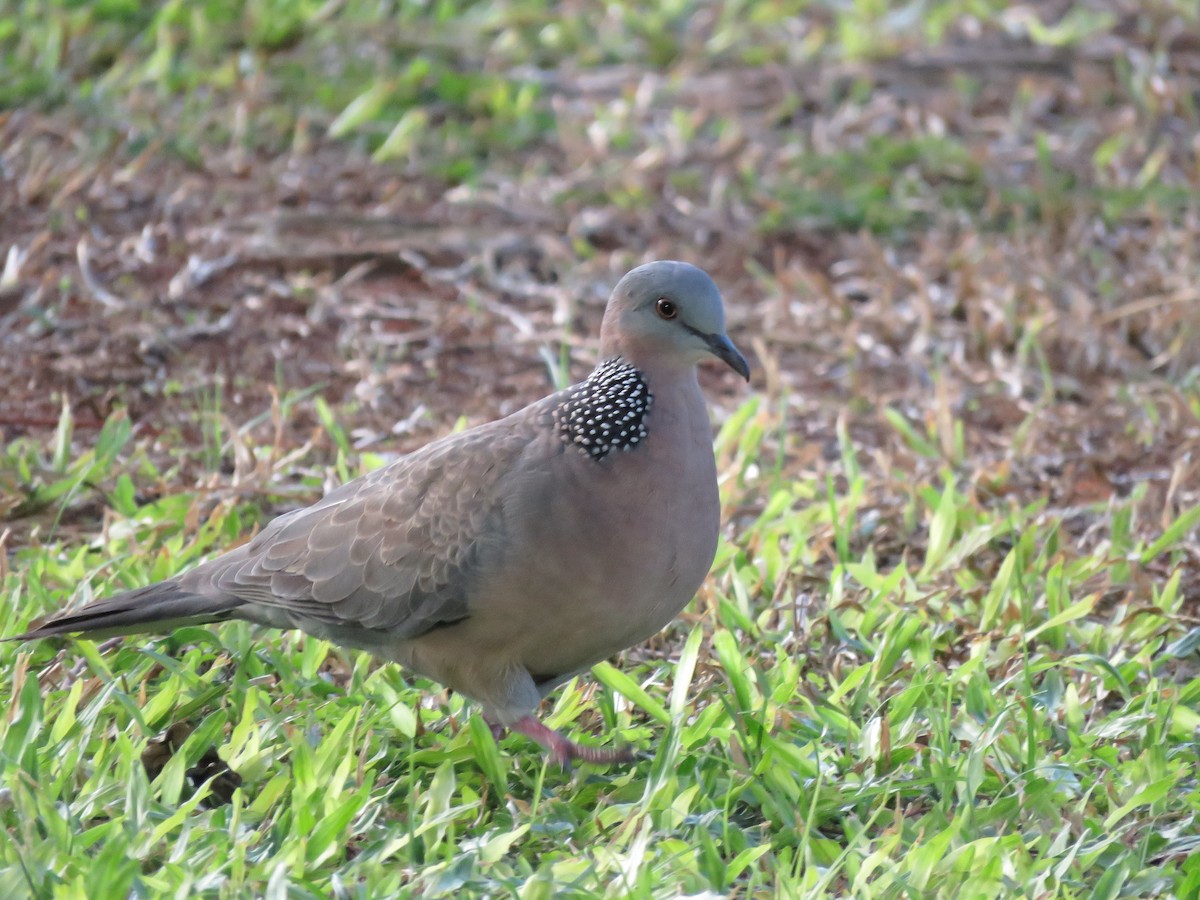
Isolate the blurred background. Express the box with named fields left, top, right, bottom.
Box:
left=2, top=1, right=1200, bottom=895
left=3, top=1, right=1197, bottom=478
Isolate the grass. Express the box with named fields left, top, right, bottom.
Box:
left=3, top=398, right=1199, bottom=896
left=3, top=0, right=1200, bottom=896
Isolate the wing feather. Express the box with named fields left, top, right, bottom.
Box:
left=178, top=409, right=545, bottom=642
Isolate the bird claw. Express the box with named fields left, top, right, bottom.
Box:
left=508, top=715, right=635, bottom=767
left=486, top=719, right=506, bottom=743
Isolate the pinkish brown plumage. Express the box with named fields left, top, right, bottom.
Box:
left=13, top=261, right=749, bottom=764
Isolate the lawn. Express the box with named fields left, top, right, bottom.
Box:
left=2, top=0, right=1199, bottom=896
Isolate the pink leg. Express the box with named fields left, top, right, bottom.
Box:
left=510, top=716, right=636, bottom=767
left=481, top=713, right=506, bottom=743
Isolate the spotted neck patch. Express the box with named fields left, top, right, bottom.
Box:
left=554, top=357, right=652, bottom=460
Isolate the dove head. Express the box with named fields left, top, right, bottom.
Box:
left=599, top=261, right=750, bottom=381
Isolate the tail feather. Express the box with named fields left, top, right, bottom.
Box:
left=8, top=581, right=243, bottom=642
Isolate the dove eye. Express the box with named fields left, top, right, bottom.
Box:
left=655, top=298, right=677, bottom=320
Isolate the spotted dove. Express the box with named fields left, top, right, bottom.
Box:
left=12, top=260, right=750, bottom=764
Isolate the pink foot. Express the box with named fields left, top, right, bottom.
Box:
left=482, top=715, right=506, bottom=742
left=510, top=715, right=636, bottom=767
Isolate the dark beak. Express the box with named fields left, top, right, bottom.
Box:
left=705, top=333, right=751, bottom=381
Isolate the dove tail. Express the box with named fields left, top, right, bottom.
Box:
left=9, top=581, right=242, bottom=642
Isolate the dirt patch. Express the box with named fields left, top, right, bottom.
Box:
left=2, top=36, right=1199, bottom=604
